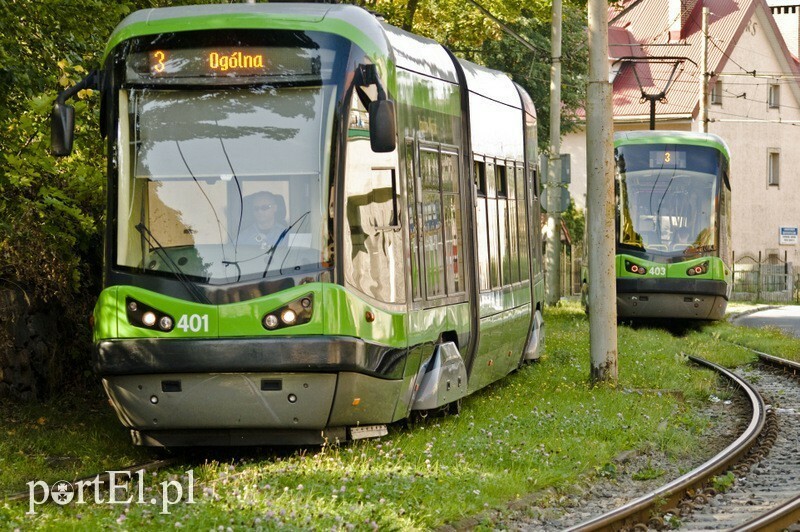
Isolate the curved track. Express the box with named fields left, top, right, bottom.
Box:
left=678, top=351, right=800, bottom=531
left=564, top=356, right=767, bottom=531
left=568, top=352, right=800, bottom=531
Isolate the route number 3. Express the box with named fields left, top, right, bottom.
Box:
left=177, top=314, right=209, bottom=333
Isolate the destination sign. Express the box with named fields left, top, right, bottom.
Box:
left=648, top=149, right=687, bottom=169
left=127, top=47, right=322, bottom=80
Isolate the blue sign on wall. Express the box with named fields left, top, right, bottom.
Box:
left=780, top=226, right=798, bottom=245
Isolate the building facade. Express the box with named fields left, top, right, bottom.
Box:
left=563, top=0, right=800, bottom=265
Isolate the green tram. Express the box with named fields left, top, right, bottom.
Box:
left=607, top=131, right=732, bottom=320
left=52, top=3, right=545, bottom=446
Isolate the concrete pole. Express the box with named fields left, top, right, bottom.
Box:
left=545, top=0, right=563, bottom=305
left=700, top=7, right=709, bottom=133
left=586, top=0, right=618, bottom=385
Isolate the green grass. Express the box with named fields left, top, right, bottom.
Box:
left=0, top=391, right=152, bottom=497
left=1, top=301, right=796, bottom=529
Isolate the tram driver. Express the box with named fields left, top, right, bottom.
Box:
left=241, top=191, right=288, bottom=251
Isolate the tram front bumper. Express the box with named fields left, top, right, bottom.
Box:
left=95, top=335, right=405, bottom=378
left=96, top=337, right=408, bottom=443
left=616, top=278, right=728, bottom=319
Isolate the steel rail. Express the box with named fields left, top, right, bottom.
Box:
left=565, top=355, right=766, bottom=531
left=4, top=458, right=176, bottom=503
left=730, top=492, right=800, bottom=531
left=728, top=346, right=800, bottom=530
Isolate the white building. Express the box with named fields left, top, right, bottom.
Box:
left=563, top=0, right=800, bottom=265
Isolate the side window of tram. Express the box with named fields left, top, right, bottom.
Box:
left=343, top=91, right=405, bottom=304
left=442, top=151, right=464, bottom=295
left=420, top=148, right=445, bottom=298
left=417, top=146, right=464, bottom=300
left=475, top=160, right=491, bottom=292
left=476, top=159, right=528, bottom=292
left=406, top=139, right=422, bottom=301
left=496, top=164, right=514, bottom=285
left=486, top=161, right=501, bottom=288
left=517, top=164, right=530, bottom=281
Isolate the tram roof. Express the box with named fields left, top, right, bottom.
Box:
left=103, top=3, right=393, bottom=64
left=614, top=130, right=730, bottom=161
left=104, top=3, right=525, bottom=95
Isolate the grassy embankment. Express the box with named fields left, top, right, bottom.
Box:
left=2, top=301, right=798, bottom=530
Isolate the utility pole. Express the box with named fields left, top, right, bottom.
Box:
left=586, top=0, right=618, bottom=385
left=700, top=6, right=710, bottom=133
left=545, top=0, right=563, bottom=306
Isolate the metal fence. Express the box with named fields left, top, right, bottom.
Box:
left=732, top=251, right=795, bottom=303
left=555, top=248, right=800, bottom=303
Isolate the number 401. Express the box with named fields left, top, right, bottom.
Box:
left=177, top=314, right=209, bottom=333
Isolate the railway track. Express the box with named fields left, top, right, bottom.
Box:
left=567, top=352, right=800, bottom=531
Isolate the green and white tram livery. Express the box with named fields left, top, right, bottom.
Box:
left=53, top=3, right=545, bottom=446
left=613, top=130, right=732, bottom=320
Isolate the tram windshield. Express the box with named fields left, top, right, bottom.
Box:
left=615, top=144, right=721, bottom=255
left=114, top=31, right=350, bottom=284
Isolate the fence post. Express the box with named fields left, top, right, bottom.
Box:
left=756, top=251, right=762, bottom=302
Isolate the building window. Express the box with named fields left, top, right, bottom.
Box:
left=768, top=150, right=780, bottom=187
left=710, top=80, right=723, bottom=105
left=769, top=84, right=780, bottom=108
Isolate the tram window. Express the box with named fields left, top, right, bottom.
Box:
left=442, top=152, right=464, bottom=295
left=475, top=161, right=491, bottom=291
left=441, top=151, right=458, bottom=193
left=474, top=160, right=487, bottom=196
left=517, top=173, right=530, bottom=281
left=507, top=166, right=520, bottom=284
left=496, top=165, right=508, bottom=198
left=342, top=87, right=405, bottom=304
left=486, top=163, right=501, bottom=288
left=498, top=189, right=511, bottom=285
left=486, top=161, right=497, bottom=197
left=406, top=139, right=422, bottom=301
left=476, top=192, right=491, bottom=291
left=421, top=148, right=446, bottom=298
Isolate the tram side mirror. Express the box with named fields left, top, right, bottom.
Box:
left=369, top=99, right=396, bottom=153
left=50, top=69, right=99, bottom=157
left=51, top=102, right=75, bottom=157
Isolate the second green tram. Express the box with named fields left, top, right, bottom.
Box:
left=610, top=131, right=732, bottom=319
left=52, top=3, right=545, bottom=446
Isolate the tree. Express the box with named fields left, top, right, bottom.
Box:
left=356, top=0, right=588, bottom=146
left=0, top=0, right=199, bottom=397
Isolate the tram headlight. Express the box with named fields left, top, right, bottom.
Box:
left=261, top=293, right=314, bottom=331
left=125, top=297, right=176, bottom=333
left=142, top=311, right=157, bottom=327
left=687, top=261, right=709, bottom=276
left=263, top=314, right=279, bottom=330
left=159, top=316, right=174, bottom=331
left=281, top=309, right=297, bottom=325
left=624, top=260, right=647, bottom=275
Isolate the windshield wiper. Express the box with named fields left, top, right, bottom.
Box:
left=135, top=223, right=211, bottom=305
left=263, top=211, right=310, bottom=278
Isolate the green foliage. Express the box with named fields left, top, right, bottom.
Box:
left=711, top=471, right=736, bottom=492
left=357, top=0, right=588, bottom=145
left=562, top=199, right=586, bottom=245
left=0, top=0, right=231, bottom=393
left=631, top=464, right=666, bottom=481
left=478, top=1, right=588, bottom=145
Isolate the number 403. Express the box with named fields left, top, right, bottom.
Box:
left=177, top=314, right=209, bottom=333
